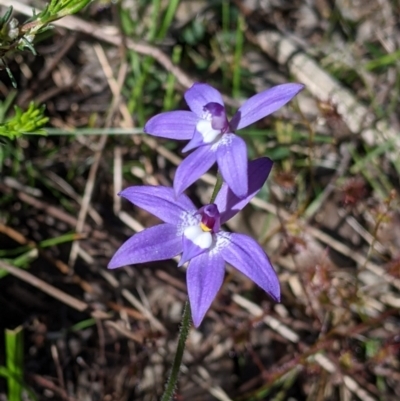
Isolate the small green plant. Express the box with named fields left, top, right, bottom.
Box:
left=0, top=0, right=92, bottom=86
left=0, top=102, right=49, bottom=139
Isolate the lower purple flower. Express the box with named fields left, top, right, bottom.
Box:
left=108, top=157, right=280, bottom=327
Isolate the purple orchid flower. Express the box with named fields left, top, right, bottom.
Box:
left=144, top=82, right=304, bottom=198
left=108, top=157, right=279, bottom=327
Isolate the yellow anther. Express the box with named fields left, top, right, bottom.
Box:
left=200, top=222, right=212, bottom=232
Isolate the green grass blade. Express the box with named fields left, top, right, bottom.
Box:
left=5, top=326, right=24, bottom=401
left=157, top=0, right=181, bottom=40
left=232, top=12, right=244, bottom=98
left=148, top=0, right=161, bottom=41
left=26, top=127, right=143, bottom=135
left=364, top=49, right=400, bottom=71
left=163, top=45, right=182, bottom=111
left=0, top=250, right=38, bottom=279
left=0, top=232, right=79, bottom=258
left=350, top=138, right=396, bottom=174
left=0, top=366, right=38, bottom=400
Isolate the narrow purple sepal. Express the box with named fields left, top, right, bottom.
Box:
left=174, top=145, right=217, bottom=196
left=108, top=223, right=182, bottom=269
left=186, top=252, right=225, bottom=327
left=230, top=83, right=304, bottom=131
left=120, top=186, right=196, bottom=225
left=219, top=233, right=280, bottom=302
left=215, top=157, right=273, bottom=224
left=184, top=83, right=224, bottom=116
left=144, top=111, right=197, bottom=140
left=216, top=134, right=248, bottom=198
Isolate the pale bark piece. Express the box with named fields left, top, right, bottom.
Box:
left=256, top=30, right=399, bottom=150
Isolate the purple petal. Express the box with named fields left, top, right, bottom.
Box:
left=120, top=186, right=196, bottom=225
left=182, top=129, right=208, bottom=153
left=216, top=134, right=248, bottom=198
left=179, top=240, right=205, bottom=267
left=144, top=111, right=197, bottom=140
left=219, top=233, right=280, bottom=302
left=184, top=83, right=224, bottom=117
left=174, top=145, right=217, bottom=196
left=215, top=157, right=273, bottom=223
left=108, top=223, right=182, bottom=269
left=186, top=252, right=225, bottom=327
left=179, top=231, right=211, bottom=267
left=230, top=83, right=304, bottom=130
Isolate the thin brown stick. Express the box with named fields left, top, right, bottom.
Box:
left=68, top=43, right=128, bottom=267
left=0, top=260, right=88, bottom=312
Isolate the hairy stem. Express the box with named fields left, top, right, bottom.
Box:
left=161, top=172, right=222, bottom=400
left=160, top=301, right=191, bottom=401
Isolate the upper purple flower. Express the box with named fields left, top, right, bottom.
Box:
left=144, top=82, right=304, bottom=198
left=108, top=157, right=279, bottom=327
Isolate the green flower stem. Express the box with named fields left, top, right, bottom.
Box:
left=160, top=172, right=222, bottom=400
left=161, top=301, right=191, bottom=401
left=210, top=172, right=223, bottom=203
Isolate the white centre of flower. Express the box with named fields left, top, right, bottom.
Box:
left=196, top=119, right=221, bottom=144
left=184, top=225, right=213, bottom=249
